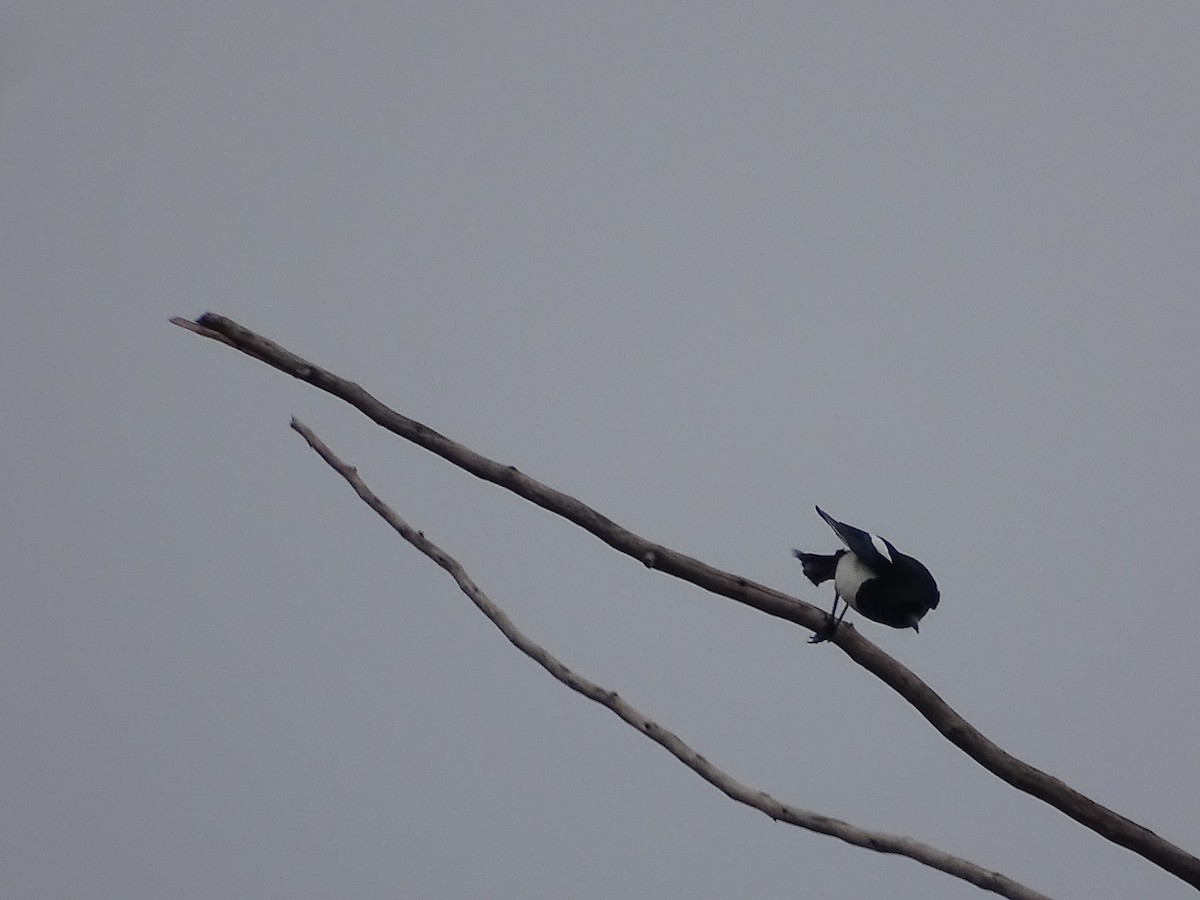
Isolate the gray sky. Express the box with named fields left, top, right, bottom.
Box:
left=3, top=4, right=1198, bottom=898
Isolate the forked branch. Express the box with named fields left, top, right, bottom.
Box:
left=173, top=312, right=1200, bottom=891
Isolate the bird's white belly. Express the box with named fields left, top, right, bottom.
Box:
left=834, top=553, right=875, bottom=610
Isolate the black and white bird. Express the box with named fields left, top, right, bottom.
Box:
left=793, top=506, right=939, bottom=643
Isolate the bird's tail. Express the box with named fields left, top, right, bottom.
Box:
left=791, top=550, right=843, bottom=587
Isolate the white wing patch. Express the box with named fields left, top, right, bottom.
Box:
left=870, top=532, right=893, bottom=562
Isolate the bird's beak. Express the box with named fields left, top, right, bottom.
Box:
left=911, top=620, right=920, bottom=633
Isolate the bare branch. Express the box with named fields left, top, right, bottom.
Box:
left=289, top=417, right=1055, bottom=900
left=174, top=312, right=1200, bottom=890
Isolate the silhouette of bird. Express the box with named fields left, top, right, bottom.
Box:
left=793, top=506, right=939, bottom=643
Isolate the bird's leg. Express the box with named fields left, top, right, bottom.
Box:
left=808, top=594, right=845, bottom=644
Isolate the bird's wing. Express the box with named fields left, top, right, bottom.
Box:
left=815, top=506, right=895, bottom=571
left=896, top=553, right=940, bottom=609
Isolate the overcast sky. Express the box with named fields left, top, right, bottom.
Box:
left=3, top=4, right=1199, bottom=898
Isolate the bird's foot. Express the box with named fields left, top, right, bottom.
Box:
left=808, top=620, right=838, bottom=644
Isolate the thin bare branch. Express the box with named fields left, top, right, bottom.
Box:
left=289, top=417, right=1055, bottom=900
left=175, top=312, right=1200, bottom=891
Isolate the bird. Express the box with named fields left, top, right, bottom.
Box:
left=792, top=506, right=939, bottom=643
